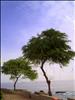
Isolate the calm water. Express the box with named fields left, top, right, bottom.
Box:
left=1, top=80, right=75, bottom=100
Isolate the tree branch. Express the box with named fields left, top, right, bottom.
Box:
left=41, top=60, right=49, bottom=83
left=14, top=74, right=21, bottom=90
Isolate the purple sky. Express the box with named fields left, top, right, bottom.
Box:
left=1, top=1, right=75, bottom=82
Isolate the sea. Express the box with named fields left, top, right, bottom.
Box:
left=1, top=80, right=75, bottom=100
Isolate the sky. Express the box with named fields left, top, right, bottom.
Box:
left=1, top=1, right=75, bottom=82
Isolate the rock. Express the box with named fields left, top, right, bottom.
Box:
left=56, top=91, right=66, bottom=94
left=40, top=90, right=44, bottom=93
left=51, top=96, right=63, bottom=100
left=67, top=98, right=75, bottom=100
left=34, top=92, right=40, bottom=95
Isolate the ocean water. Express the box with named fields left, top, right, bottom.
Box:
left=1, top=80, right=75, bottom=100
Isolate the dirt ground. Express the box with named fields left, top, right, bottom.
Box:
left=3, top=93, right=30, bottom=100
left=2, top=89, right=31, bottom=100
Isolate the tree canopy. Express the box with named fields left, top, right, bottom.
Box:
left=2, top=58, right=37, bottom=80
left=22, top=28, right=75, bottom=66
left=2, top=57, right=37, bottom=90
left=22, top=28, right=75, bottom=95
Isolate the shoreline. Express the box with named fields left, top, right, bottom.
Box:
left=1, top=88, right=75, bottom=100
left=1, top=80, right=74, bottom=93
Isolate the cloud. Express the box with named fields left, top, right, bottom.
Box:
left=15, top=1, right=74, bottom=32
left=3, top=1, right=74, bottom=59
left=1, top=1, right=75, bottom=81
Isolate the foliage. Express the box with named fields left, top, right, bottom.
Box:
left=22, top=28, right=75, bottom=96
left=22, top=28, right=75, bottom=67
left=2, top=57, right=37, bottom=81
left=0, top=91, right=3, bottom=100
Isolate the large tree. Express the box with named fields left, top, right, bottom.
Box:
left=22, top=28, right=75, bottom=96
left=2, top=58, right=37, bottom=90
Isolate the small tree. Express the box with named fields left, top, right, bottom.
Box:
left=2, top=58, right=37, bottom=90
left=22, top=28, right=75, bottom=96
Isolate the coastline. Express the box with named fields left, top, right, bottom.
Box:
left=1, top=80, right=75, bottom=100
left=1, top=88, right=63, bottom=100
left=1, top=88, right=75, bottom=100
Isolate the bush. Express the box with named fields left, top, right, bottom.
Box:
left=0, top=91, right=3, bottom=100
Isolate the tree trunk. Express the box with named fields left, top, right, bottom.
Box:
left=41, top=60, right=52, bottom=96
left=48, top=80, right=52, bottom=96
left=14, top=77, right=19, bottom=91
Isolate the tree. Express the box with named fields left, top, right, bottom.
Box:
left=2, top=58, right=37, bottom=90
left=22, top=28, right=75, bottom=96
